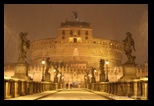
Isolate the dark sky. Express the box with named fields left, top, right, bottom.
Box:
left=4, top=4, right=148, bottom=65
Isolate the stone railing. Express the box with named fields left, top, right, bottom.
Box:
left=86, top=78, right=148, bottom=100
left=4, top=77, right=62, bottom=99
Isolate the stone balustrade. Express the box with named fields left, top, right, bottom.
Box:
left=86, top=78, right=148, bottom=100
left=4, top=77, right=63, bottom=99
left=4, top=76, right=148, bottom=100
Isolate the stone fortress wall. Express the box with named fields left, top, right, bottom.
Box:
left=30, top=31, right=123, bottom=69
left=6, top=16, right=148, bottom=87
left=29, top=19, right=123, bottom=85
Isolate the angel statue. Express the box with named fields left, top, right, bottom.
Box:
left=18, top=32, right=30, bottom=63
left=123, top=32, right=136, bottom=64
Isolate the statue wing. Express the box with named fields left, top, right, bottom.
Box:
left=72, top=11, right=77, bottom=19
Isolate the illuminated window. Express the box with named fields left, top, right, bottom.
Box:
left=69, top=38, right=73, bottom=43
left=69, top=37, right=82, bottom=43
left=77, top=37, right=82, bottom=43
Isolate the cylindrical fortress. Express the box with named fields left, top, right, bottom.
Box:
left=30, top=19, right=123, bottom=86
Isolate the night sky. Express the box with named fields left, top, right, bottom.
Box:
left=4, top=4, right=148, bottom=65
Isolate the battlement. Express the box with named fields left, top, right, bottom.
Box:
left=61, top=20, right=91, bottom=28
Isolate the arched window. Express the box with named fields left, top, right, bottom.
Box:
left=74, top=38, right=77, bottom=43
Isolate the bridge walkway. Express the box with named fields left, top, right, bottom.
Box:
left=5, top=88, right=136, bottom=100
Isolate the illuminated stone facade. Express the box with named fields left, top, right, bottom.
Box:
left=4, top=62, right=148, bottom=82
left=29, top=19, right=123, bottom=87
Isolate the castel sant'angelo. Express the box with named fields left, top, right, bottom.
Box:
left=30, top=12, right=123, bottom=86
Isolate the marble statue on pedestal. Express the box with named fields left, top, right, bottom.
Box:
left=12, top=32, right=31, bottom=80
left=59, top=72, right=63, bottom=83
left=123, top=32, right=136, bottom=64
left=99, top=59, right=106, bottom=82
left=120, top=32, right=137, bottom=81
left=54, top=67, right=59, bottom=83
left=86, top=70, right=90, bottom=84
left=44, top=57, right=52, bottom=82
left=18, top=32, right=30, bottom=63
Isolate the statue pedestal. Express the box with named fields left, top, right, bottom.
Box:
left=11, top=63, right=31, bottom=80
left=119, top=63, right=137, bottom=81
left=45, top=72, right=51, bottom=82
left=99, top=72, right=105, bottom=82
left=54, top=77, right=58, bottom=83
left=91, top=77, right=96, bottom=83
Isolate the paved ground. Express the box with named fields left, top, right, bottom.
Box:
left=84, top=89, right=136, bottom=100
left=37, top=88, right=111, bottom=100
left=5, top=88, right=136, bottom=100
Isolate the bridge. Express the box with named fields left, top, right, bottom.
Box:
left=4, top=77, right=148, bottom=100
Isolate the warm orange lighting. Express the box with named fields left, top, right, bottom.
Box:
left=42, top=59, right=45, bottom=64
left=106, top=60, right=109, bottom=64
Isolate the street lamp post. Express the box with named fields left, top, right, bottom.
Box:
left=84, top=75, right=87, bottom=88
left=105, top=59, right=109, bottom=82
left=41, top=59, right=45, bottom=81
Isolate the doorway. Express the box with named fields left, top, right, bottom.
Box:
left=72, top=81, right=78, bottom=88
left=73, top=38, right=77, bottom=43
